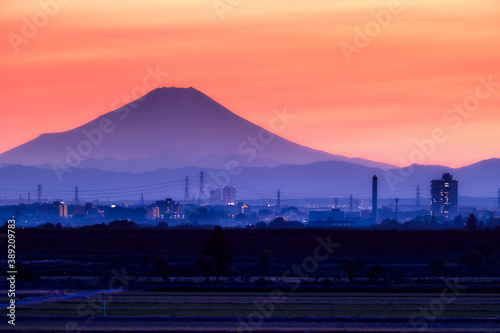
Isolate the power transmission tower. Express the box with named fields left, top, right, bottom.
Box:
left=184, top=176, right=190, bottom=204
left=349, top=195, right=353, bottom=212
left=199, top=171, right=205, bottom=203
left=416, top=185, right=421, bottom=208
left=395, top=198, right=400, bottom=221
left=277, top=190, right=281, bottom=210
left=38, top=185, right=42, bottom=203
left=141, top=192, right=144, bottom=206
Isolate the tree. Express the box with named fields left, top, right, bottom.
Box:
left=108, top=220, right=139, bottom=229
left=453, top=214, right=464, bottom=228
left=255, top=222, right=267, bottom=229
left=235, top=213, right=248, bottom=222
left=339, top=257, right=367, bottom=283
left=279, top=206, right=299, bottom=215
left=459, top=251, right=485, bottom=274
left=475, top=243, right=499, bottom=271
left=427, top=257, right=447, bottom=276
left=465, top=214, right=479, bottom=230
left=16, top=262, right=38, bottom=284
left=151, top=251, right=169, bottom=281
left=195, top=255, right=217, bottom=282
left=186, top=207, right=213, bottom=224
left=202, top=226, right=233, bottom=279
left=258, top=209, right=273, bottom=218
left=476, top=243, right=499, bottom=261
left=268, top=217, right=304, bottom=229
left=257, top=249, right=274, bottom=275
left=139, top=255, right=149, bottom=266
left=156, top=221, right=168, bottom=229
left=365, top=264, right=385, bottom=283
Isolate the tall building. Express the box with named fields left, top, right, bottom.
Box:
left=146, top=205, right=160, bottom=220
left=431, top=172, right=458, bottom=220
left=172, top=203, right=184, bottom=219
left=209, top=188, right=221, bottom=205
left=37, top=201, right=68, bottom=218
left=156, top=198, right=174, bottom=216
left=58, top=203, right=68, bottom=218
left=222, top=185, right=236, bottom=205
left=237, top=202, right=249, bottom=214
left=372, top=175, right=378, bottom=223
left=72, top=206, right=85, bottom=217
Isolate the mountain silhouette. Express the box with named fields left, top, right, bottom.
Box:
left=0, top=87, right=394, bottom=171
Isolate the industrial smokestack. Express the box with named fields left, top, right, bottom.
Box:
left=372, top=175, right=378, bottom=223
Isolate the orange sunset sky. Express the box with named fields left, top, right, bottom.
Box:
left=0, top=0, right=499, bottom=168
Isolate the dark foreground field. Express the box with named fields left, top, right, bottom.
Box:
left=2, top=291, right=500, bottom=332
left=2, top=228, right=500, bottom=331
left=11, top=228, right=500, bottom=279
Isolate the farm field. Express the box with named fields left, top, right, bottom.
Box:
left=3, top=291, right=500, bottom=332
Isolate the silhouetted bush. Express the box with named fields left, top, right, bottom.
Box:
left=257, top=249, right=274, bottom=275
left=465, top=214, right=479, bottom=230
left=195, top=255, right=217, bottom=281
left=365, top=264, right=385, bottom=282
left=151, top=250, right=168, bottom=280
left=427, top=257, right=447, bottom=276
left=268, top=217, right=304, bottom=229
left=339, top=257, right=367, bottom=283
left=459, top=251, right=485, bottom=274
